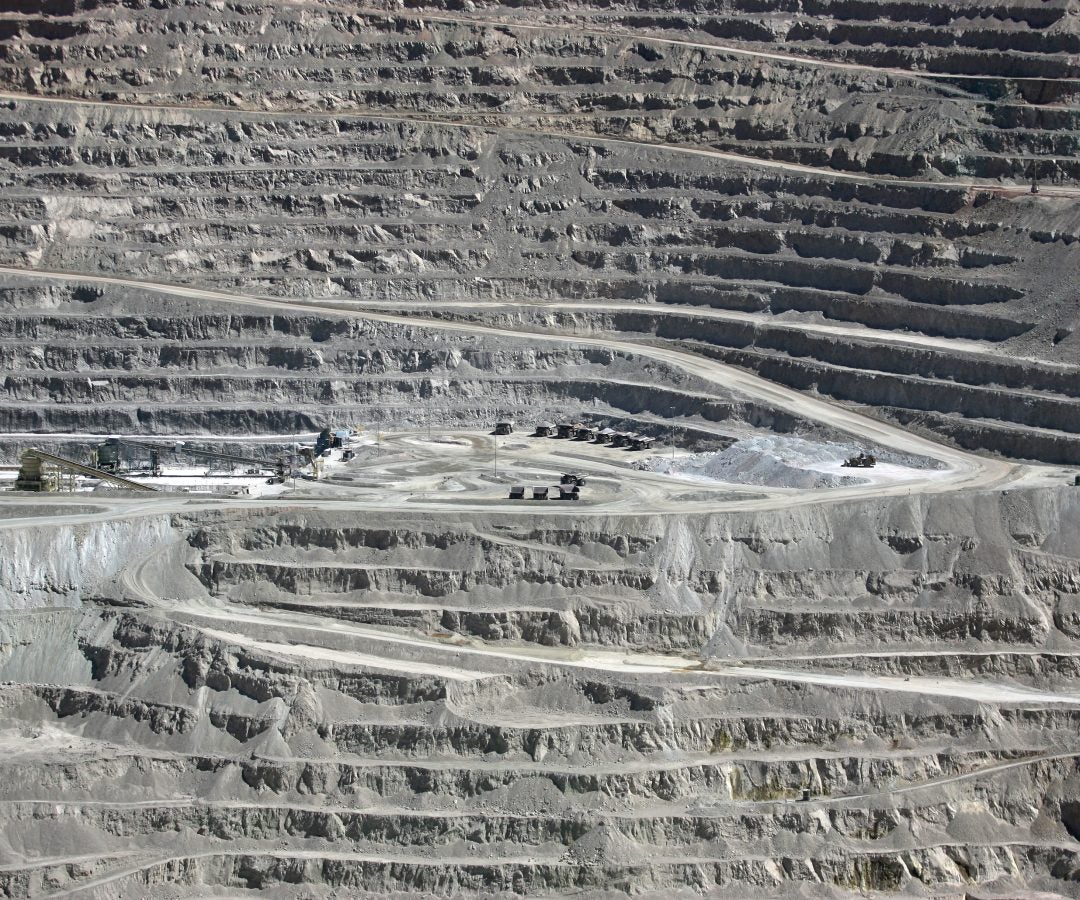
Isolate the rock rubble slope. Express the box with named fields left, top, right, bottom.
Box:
left=1, top=0, right=1080, bottom=897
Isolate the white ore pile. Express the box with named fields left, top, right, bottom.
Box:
left=647, top=436, right=938, bottom=489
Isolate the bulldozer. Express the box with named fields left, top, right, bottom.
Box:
left=842, top=451, right=877, bottom=468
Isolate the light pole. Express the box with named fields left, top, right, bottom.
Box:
left=669, top=405, right=676, bottom=463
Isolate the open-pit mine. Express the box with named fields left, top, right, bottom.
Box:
left=1, top=0, right=1079, bottom=897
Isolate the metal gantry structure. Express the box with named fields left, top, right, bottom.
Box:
left=95, top=437, right=282, bottom=475
left=16, top=449, right=159, bottom=492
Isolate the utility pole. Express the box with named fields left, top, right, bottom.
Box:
left=670, top=405, right=676, bottom=463
left=494, top=433, right=498, bottom=478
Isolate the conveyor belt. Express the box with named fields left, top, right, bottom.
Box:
left=114, top=438, right=277, bottom=471
left=22, top=450, right=159, bottom=492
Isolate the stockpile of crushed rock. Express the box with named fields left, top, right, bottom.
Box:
left=646, top=435, right=931, bottom=489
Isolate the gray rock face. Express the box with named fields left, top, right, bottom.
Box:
left=0, top=0, right=1079, bottom=897
left=3, top=491, right=1080, bottom=897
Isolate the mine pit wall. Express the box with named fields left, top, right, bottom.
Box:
left=5, top=623, right=1077, bottom=782
left=6, top=652, right=1079, bottom=803
left=0, top=298, right=828, bottom=458
left=3, top=488, right=1080, bottom=896
left=2, top=95, right=1078, bottom=463
left=446, top=305, right=1080, bottom=464
left=0, top=514, right=174, bottom=610
left=150, top=484, right=1080, bottom=660
left=2, top=623, right=1080, bottom=900
left=7, top=486, right=1080, bottom=651
left=2, top=0, right=1078, bottom=178
left=3, top=102, right=1075, bottom=346
left=1, top=845, right=1073, bottom=898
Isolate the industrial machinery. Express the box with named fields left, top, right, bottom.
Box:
left=298, top=447, right=322, bottom=479
left=93, top=428, right=352, bottom=485
left=94, top=437, right=281, bottom=476
left=314, top=428, right=341, bottom=456
left=16, top=449, right=158, bottom=492
left=842, top=452, right=877, bottom=468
